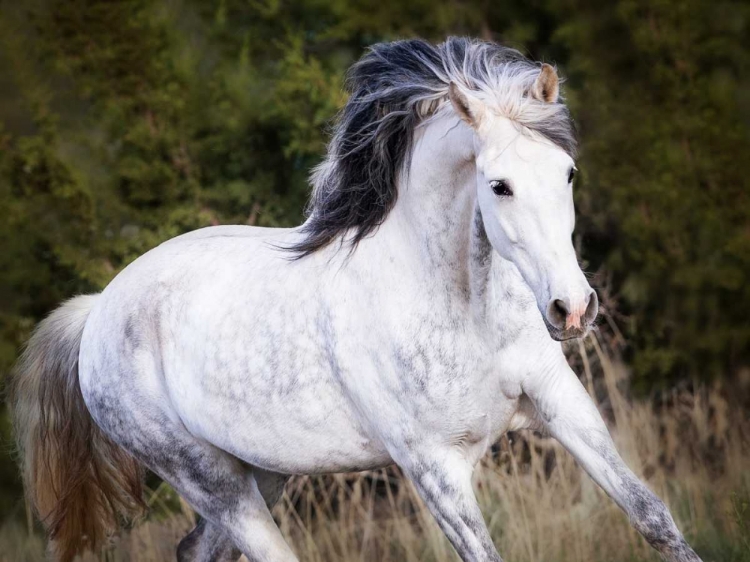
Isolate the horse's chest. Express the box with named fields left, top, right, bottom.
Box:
left=429, top=378, right=521, bottom=457
left=339, top=324, right=522, bottom=455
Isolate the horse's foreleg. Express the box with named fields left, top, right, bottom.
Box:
left=524, top=356, right=702, bottom=562
left=396, top=447, right=503, bottom=562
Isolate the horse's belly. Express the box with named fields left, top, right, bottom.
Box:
left=168, top=362, right=392, bottom=475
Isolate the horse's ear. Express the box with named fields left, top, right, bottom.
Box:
left=448, top=82, right=483, bottom=128
left=531, top=63, right=559, bottom=103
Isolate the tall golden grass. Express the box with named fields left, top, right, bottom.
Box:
left=2, top=333, right=748, bottom=562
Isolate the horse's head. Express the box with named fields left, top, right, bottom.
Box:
left=449, top=65, right=597, bottom=340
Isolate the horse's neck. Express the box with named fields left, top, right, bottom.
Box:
left=383, top=114, right=494, bottom=316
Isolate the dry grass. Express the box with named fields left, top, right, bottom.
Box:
left=2, top=333, right=748, bottom=562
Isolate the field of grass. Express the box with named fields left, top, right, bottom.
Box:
left=1, top=333, right=748, bottom=562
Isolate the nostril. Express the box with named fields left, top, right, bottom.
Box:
left=584, top=291, right=599, bottom=323
left=547, top=298, right=570, bottom=329
left=553, top=299, right=569, bottom=318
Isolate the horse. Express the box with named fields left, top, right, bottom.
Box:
left=12, top=37, right=702, bottom=562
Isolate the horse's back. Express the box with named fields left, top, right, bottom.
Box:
left=80, top=224, right=310, bottom=360
left=161, top=224, right=286, bottom=244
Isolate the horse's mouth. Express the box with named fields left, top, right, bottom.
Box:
left=544, top=318, right=590, bottom=341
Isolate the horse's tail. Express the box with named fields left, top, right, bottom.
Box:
left=11, top=295, right=145, bottom=562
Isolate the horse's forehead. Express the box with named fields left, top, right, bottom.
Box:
left=480, top=131, right=571, bottom=177
left=475, top=115, right=565, bottom=164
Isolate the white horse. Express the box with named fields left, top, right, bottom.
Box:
left=13, top=38, right=701, bottom=562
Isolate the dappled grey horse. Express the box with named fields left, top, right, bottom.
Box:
left=14, top=37, right=701, bottom=562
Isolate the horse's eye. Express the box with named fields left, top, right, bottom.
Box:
left=490, top=179, right=513, bottom=197
left=568, top=167, right=577, bottom=184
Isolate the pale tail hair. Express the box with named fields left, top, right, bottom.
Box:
left=11, top=295, right=145, bottom=562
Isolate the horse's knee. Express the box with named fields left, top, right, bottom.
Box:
left=629, top=488, right=678, bottom=543
left=628, top=487, right=701, bottom=562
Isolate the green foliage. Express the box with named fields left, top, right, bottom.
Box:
left=731, top=490, right=750, bottom=555
left=554, top=0, right=750, bottom=388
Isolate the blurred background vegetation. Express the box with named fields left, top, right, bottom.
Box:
left=0, top=0, right=749, bottom=555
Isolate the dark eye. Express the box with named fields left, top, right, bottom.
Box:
left=490, top=179, right=513, bottom=197
left=568, top=167, right=577, bottom=183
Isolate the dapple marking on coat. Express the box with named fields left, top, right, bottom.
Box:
left=12, top=37, right=702, bottom=562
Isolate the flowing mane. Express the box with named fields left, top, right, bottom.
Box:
left=289, top=36, right=577, bottom=257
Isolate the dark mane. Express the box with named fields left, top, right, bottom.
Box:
left=288, top=37, right=576, bottom=258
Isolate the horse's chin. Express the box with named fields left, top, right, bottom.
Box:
left=544, top=319, right=590, bottom=341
